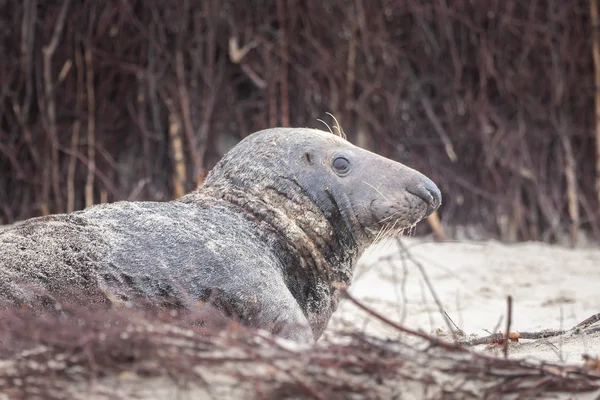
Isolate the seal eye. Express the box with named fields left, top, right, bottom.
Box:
left=332, top=157, right=350, bottom=175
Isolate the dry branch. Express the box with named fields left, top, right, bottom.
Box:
left=503, top=295, right=512, bottom=359
left=0, top=0, right=597, bottom=242
left=166, top=98, right=187, bottom=198
left=592, top=0, right=600, bottom=208
left=402, top=59, right=457, bottom=163
left=84, top=43, right=96, bottom=208
left=426, top=211, right=447, bottom=241
left=396, top=237, right=458, bottom=342
left=0, top=290, right=598, bottom=399
left=459, top=311, right=600, bottom=347
left=276, top=0, right=290, bottom=127
left=42, top=0, right=71, bottom=214
left=67, top=45, right=84, bottom=213
left=561, top=130, right=580, bottom=247
left=175, top=49, right=201, bottom=186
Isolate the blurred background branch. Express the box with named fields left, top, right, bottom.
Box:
left=0, top=0, right=597, bottom=244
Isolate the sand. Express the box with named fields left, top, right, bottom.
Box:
left=327, top=237, right=600, bottom=365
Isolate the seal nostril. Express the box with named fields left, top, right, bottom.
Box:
left=425, top=181, right=442, bottom=210
left=407, top=179, right=442, bottom=217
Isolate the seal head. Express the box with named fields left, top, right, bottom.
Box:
left=194, top=127, right=440, bottom=252
left=182, top=127, right=441, bottom=339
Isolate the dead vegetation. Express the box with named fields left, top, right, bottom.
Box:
left=1, top=3, right=600, bottom=397
left=0, top=1, right=598, bottom=243
left=0, top=289, right=598, bottom=399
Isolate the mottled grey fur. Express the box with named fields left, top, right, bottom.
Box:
left=0, top=128, right=441, bottom=343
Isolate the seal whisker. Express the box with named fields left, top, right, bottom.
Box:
left=326, top=112, right=347, bottom=140
left=378, top=210, right=403, bottom=224
left=408, top=224, right=417, bottom=237
left=363, top=181, right=389, bottom=202
left=374, top=218, right=400, bottom=244
left=390, top=219, right=401, bottom=237
left=397, top=226, right=407, bottom=237
left=390, top=225, right=403, bottom=238
left=378, top=224, right=391, bottom=243
left=383, top=220, right=401, bottom=243
left=316, top=118, right=334, bottom=135
left=373, top=222, right=389, bottom=245
left=372, top=225, right=383, bottom=244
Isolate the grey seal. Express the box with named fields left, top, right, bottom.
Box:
left=0, top=127, right=441, bottom=343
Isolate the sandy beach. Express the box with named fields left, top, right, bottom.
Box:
left=328, top=236, right=600, bottom=365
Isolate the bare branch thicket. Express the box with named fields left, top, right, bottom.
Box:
left=0, top=290, right=598, bottom=399
left=0, top=1, right=597, bottom=242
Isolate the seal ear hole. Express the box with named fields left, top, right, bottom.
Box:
left=304, top=152, right=313, bottom=165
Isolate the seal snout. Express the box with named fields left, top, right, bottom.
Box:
left=407, top=179, right=442, bottom=217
